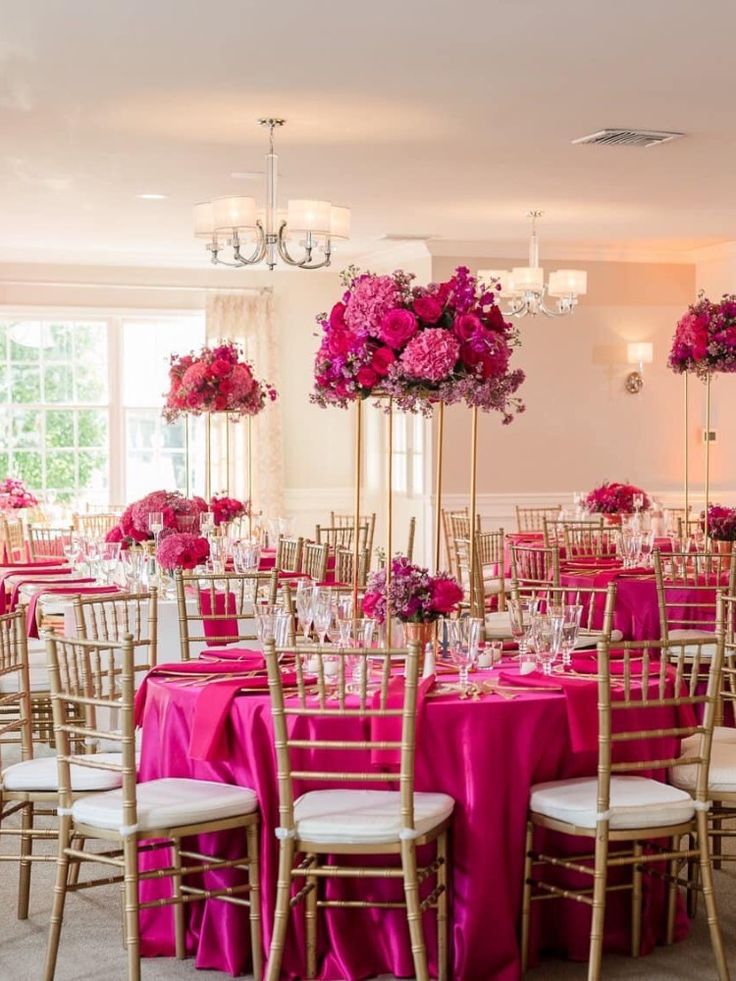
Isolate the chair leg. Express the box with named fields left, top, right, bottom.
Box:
left=687, top=829, right=699, bottom=919
left=305, top=852, right=318, bottom=979
left=247, top=821, right=263, bottom=981
left=43, top=815, right=72, bottom=981
left=122, top=836, right=141, bottom=981
left=265, top=836, right=295, bottom=981
left=666, top=835, right=680, bottom=945
left=696, top=809, right=730, bottom=981
left=67, top=834, right=84, bottom=887
left=170, top=838, right=186, bottom=959
left=520, top=820, right=534, bottom=973
left=401, top=838, right=429, bottom=981
left=712, top=813, right=723, bottom=871
left=436, top=831, right=449, bottom=981
left=17, top=802, right=33, bottom=919
left=587, top=824, right=610, bottom=981
left=631, top=841, right=643, bottom=957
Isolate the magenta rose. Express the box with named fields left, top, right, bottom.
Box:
left=329, top=302, right=347, bottom=329
left=371, top=346, right=396, bottom=377
left=356, top=366, right=379, bottom=389
left=413, top=295, right=443, bottom=324
left=453, top=313, right=483, bottom=343
left=378, top=308, right=418, bottom=349
left=429, top=576, right=463, bottom=614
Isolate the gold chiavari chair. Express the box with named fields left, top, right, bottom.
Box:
left=28, top=526, right=73, bottom=561
left=677, top=514, right=704, bottom=541
left=406, top=516, right=416, bottom=562
left=0, top=610, right=129, bottom=920
left=663, top=505, right=690, bottom=530
left=457, top=530, right=507, bottom=614
left=510, top=541, right=561, bottom=601
left=515, top=504, right=562, bottom=533
left=43, top=634, right=262, bottom=981
left=333, top=546, right=370, bottom=587
left=315, top=522, right=370, bottom=553
left=263, top=638, right=453, bottom=981
left=542, top=515, right=605, bottom=548
left=73, top=590, right=158, bottom=678
left=441, top=508, right=459, bottom=576
left=520, top=622, right=729, bottom=981
left=654, top=549, right=736, bottom=656
left=275, top=535, right=304, bottom=574
left=331, top=511, right=377, bottom=557
left=85, top=503, right=125, bottom=515
left=0, top=514, right=26, bottom=561
left=301, top=541, right=329, bottom=582
left=72, top=512, right=121, bottom=538
left=174, top=568, right=278, bottom=658
left=561, top=521, right=616, bottom=559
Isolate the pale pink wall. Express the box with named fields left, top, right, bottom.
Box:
left=430, top=256, right=723, bottom=500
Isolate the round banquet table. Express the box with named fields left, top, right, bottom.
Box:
left=137, top=671, right=687, bottom=980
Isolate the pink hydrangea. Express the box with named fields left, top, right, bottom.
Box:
left=400, top=328, right=460, bottom=382
left=343, top=274, right=401, bottom=336
left=156, top=532, right=210, bottom=571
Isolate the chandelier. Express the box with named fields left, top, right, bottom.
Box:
left=477, top=211, right=587, bottom=317
left=193, top=119, right=350, bottom=271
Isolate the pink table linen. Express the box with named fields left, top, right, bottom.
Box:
left=137, top=668, right=687, bottom=980
left=24, top=583, right=121, bottom=638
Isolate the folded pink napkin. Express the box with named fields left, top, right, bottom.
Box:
left=26, top=584, right=119, bottom=638
left=370, top=674, right=435, bottom=766
left=7, top=571, right=80, bottom=612
left=133, top=656, right=266, bottom=725
left=199, top=589, right=238, bottom=642
left=0, top=565, right=73, bottom=613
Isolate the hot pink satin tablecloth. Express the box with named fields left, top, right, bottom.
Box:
left=137, top=674, right=686, bottom=979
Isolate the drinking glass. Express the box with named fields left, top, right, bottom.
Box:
left=532, top=613, right=564, bottom=675
left=121, top=548, right=145, bottom=591
left=633, top=493, right=644, bottom=513
left=148, top=511, right=164, bottom=542
left=509, top=597, right=538, bottom=646
left=208, top=537, right=225, bottom=574
left=313, top=596, right=333, bottom=645
left=559, top=604, right=583, bottom=667
left=295, top=579, right=315, bottom=641
left=200, top=512, right=215, bottom=536
left=446, top=619, right=473, bottom=691
left=100, top=541, right=121, bottom=584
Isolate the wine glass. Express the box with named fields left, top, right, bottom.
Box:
left=313, top=596, right=333, bottom=645
left=633, top=493, right=644, bottom=513
left=100, top=541, right=121, bottom=584
left=509, top=597, right=538, bottom=647
left=532, top=613, right=564, bottom=676
left=559, top=604, right=583, bottom=668
left=200, top=511, right=215, bottom=536
left=446, top=619, right=473, bottom=691
left=295, top=579, right=315, bottom=641
left=148, top=510, right=164, bottom=544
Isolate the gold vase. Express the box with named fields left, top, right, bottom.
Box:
left=715, top=540, right=733, bottom=572
left=403, top=621, right=436, bottom=673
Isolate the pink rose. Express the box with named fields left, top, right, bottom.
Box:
left=378, top=308, right=418, bottom=349
left=210, top=358, right=231, bottom=378
left=328, top=328, right=357, bottom=357
left=329, top=302, right=347, bottom=329
left=430, top=576, right=463, bottom=614
left=413, top=295, right=443, bottom=324
left=356, top=366, right=379, bottom=389
left=371, top=346, right=396, bottom=377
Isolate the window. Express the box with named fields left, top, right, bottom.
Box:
left=0, top=311, right=205, bottom=504
left=0, top=320, right=109, bottom=502
left=121, top=316, right=204, bottom=501
left=391, top=412, right=426, bottom=497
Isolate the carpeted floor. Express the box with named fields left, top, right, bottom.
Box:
left=2, top=744, right=734, bottom=979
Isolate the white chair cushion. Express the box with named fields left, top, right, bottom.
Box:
left=530, top=775, right=694, bottom=830
left=71, top=777, right=257, bottom=833
left=575, top=628, right=624, bottom=648
left=1, top=753, right=127, bottom=792
left=482, top=578, right=504, bottom=596
left=484, top=611, right=512, bottom=639
left=0, top=650, right=49, bottom=693
left=672, top=727, right=736, bottom=794
left=293, top=789, right=454, bottom=844
left=668, top=629, right=718, bottom=659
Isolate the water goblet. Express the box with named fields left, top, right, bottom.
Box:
left=200, top=511, right=215, bottom=536
left=559, top=604, right=583, bottom=667
left=295, top=578, right=315, bottom=641
left=100, top=541, right=121, bottom=584
left=532, top=613, right=564, bottom=676
left=446, top=619, right=473, bottom=691
left=148, top=510, right=164, bottom=543
left=313, top=597, right=333, bottom=646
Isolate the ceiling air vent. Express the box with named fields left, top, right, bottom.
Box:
left=572, top=129, right=684, bottom=148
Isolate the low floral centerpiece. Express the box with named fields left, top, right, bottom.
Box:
left=156, top=532, right=210, bottom=571
left=583, top=482, right=651, bottom=518
left=705, top=504, right=736, bottom=541
left=106, top=490, right=209, bottom=547
left=163, top=341, right=277, bottom=421
left=311, top=265, right=525, bottom=418
left=362, top=557, right=463, bottom=647
left=210, top=494, right=248, bottom=527
left=669, top=293, right=736, bottom=378
left=0, top=477, right=38, bottom=510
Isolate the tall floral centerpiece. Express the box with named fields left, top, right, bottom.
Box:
left=163, top=340, right=277, bottom=506
left=311, top=265, right=525, bottom=618
left=668, top=293, right=736, bottom=534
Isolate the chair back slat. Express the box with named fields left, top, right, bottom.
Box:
left=301, top=541, right=329, bottom=581
left=28, top=525, right=73, bottom=560
left=654, top=549, right=736, bottom=636
left=510, top=542, right=561, bottom=600
left=0, top=609, right=33, bottom=767
left=73, top=590, right=158, bottom=674
left=330, top=512, right=376, bottom=556
left=264, top=639, right=421, bottom=836
left=275, top=535, right=304, bottom=574
left=73, top=513, right=121, bottom=538
left=516, top=505, right=562, bottom=533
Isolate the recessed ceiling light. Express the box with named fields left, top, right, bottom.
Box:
left=137, top=192, right=168, bottom=200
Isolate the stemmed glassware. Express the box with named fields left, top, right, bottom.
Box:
left=148, top=511, right=164, bottom=548
left=559, top=604, right=583, bottom=668
left=200, top=511, right=215, bottom=536
left=532, top=613, right=564, bottom=675
left=295, top=578, right=315, bottom=642
left=446, top=617, right=481, bottom=691
left=121, top=548, right=145, bottom=591
left=313, top=593, right=333, bottom=645
left=99, top=541, right=121, bottom=584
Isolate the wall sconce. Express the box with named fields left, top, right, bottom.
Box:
left=625, top=342, right=653, bottom=394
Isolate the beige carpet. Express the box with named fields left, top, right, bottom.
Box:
left=1, top=747, right=734, bottom=979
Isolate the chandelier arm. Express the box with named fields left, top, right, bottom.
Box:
left=232, top=225, right=267, bottom=265
left=276, top=223, right=331, bottom=269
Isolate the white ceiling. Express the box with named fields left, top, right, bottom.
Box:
left=1, top=0, right=735, bottom=268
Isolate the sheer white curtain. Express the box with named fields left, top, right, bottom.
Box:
left=205, top=290, right=284, bottom=515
